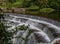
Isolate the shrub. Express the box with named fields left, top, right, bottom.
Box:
left=40, top=8, right=55, bottom=13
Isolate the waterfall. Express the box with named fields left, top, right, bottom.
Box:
left=4, top=13, right=60, bottom=44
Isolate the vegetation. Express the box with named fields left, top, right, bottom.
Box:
left=0, top=0, right=60, bottom=10
left=0, top=0, right=60, bottom=21
left=0, top=11, right=13, bottom=44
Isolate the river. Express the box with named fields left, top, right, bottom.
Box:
left=4, top=13, right=60, bottom=44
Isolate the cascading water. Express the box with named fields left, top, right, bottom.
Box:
left=4, top=13, right=60, bottom=44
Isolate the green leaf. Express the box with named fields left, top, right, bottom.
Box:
left=40, top=8, right=55, bottom=13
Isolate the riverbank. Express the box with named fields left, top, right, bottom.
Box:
left=1, top=8, right=60, bottom=22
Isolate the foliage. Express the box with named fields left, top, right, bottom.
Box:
left=16, top=25, right=28, bottom=30
left=23, top=0, right=31, bottom=7
left=40, top=8, right=55, bottom=13
left=0, top=12, right=13, bottom=44
left=7, top=0, right=16, bottom=3
left=12, top=1, right=23, bottom=8
left=49, top=0, right=60, bottom=9
left=29, top=5, right=39, bottom=10
left=0, top=0, right=60, bottom=11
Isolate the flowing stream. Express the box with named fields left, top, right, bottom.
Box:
left=4, top=13, right=60, bottom=44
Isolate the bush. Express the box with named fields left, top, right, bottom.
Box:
left=29, top=5, right=39, bottom=11
left=12, top=1, right=23, bottom=8
left=40, top=8, right=55, bottom=13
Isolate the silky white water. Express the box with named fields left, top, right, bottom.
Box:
left=4, top=13, right=60, bottom=44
